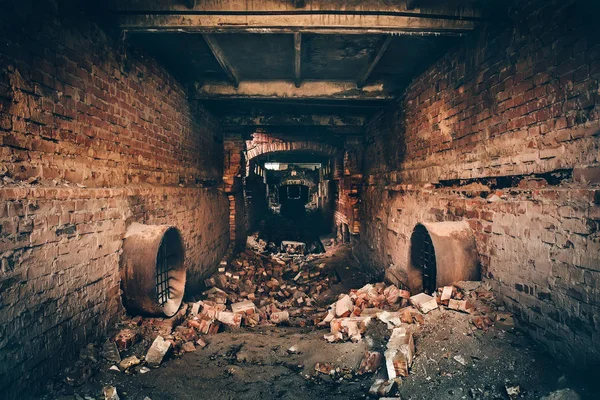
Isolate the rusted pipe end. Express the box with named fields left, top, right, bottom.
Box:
left=120, top=223, right=186, bottom=317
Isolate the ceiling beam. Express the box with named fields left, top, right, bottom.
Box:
left=222, top=113, right=366, bottom=127
left=357, top=35, right=392, bottom=89
left=202, top=34, right=240, bottom=88
left=114, top=1, right=482, bottom=35
left=192, top=80, right=394, bottom=101
left=294, top=33, right=302, bottom=88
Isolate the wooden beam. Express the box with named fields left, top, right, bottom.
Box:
left=193, top=80, right=394, bottom=101
left=294, top=32, right=302, bottom=88
left=202, top=34, right=240, bottom=88
left=357, top=36, right=392, bottom=88
left=119, top=15, right=476, bottom=35
left=222, top=113, right=366, bottom=127
left=114, top=0, right=482, bottom=35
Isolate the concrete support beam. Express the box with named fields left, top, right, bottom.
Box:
left=202, top=34, right=240, bottom=88
left=192, top=80, right=394, bottom=101
left=357, top=35, right=392, bottom=88
left=294, top=33, right=302, bottom=88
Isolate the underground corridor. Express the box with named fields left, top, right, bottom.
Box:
left=1, top=0, right=600, bottom=399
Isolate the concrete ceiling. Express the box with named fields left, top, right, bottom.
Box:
left=107, top=0, right=496, bottom=138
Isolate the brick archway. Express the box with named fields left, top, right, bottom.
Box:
left=246, top=140, right=339, bottom=161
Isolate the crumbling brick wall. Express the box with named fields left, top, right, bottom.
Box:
left=358, top=0, right=600, bottom=366
left=0, top=2, right=229, bottom=397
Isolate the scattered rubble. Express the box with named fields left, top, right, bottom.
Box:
left=145, top=336, right=171, bottom=367
left=102, top=386, right=119, bottom=400
left=55, top=240, right=529, bottom=399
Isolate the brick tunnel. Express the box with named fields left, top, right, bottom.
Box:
left=1, top=0, right=600, bottom=399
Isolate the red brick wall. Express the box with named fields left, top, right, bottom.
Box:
left=0, top=3, right=229, bottom=397
left=359, top=0, right=600, bottom=365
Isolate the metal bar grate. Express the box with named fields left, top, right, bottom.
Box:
left=411, top=225, right=437, bottom=294
left=156, top=242, right=171, bottom=306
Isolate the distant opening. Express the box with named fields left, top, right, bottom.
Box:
left=410, top=224, right=437, bottom=294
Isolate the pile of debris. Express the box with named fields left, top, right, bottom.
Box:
left=317, top=280, right=515, bottom=394
left=200, top=247, right=336, bottom=329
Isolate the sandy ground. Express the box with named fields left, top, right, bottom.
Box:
left=42, top=242, right=599, bottom=400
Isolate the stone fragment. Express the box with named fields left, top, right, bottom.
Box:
left=101, top=340, right=121, bottom=363
left=409, top=293, right=438, bottom=314
left=270, top=310, right=290, bottom=324
left=505, top=384, right=521, bottom=399
left=335, top=294, right=354, bottom=317
left=181, top=341, right=196, bottom=352
left=118, top=355, right=141, bottom=370
left=441, top=286, right=453, bottom=303
left=145, top=336, right=171, bottom=367
left=103, top=386, right=119, bottom=400
left=217, top=311, right=243, bottom=327
left=196, top=337, right=208, bottom=348
left=369, top=379, right=396, bottom=396
left=231, top=300, right=257, bottom=314
left=448, top=299, right=473, bottom=313
left=357, top=351, right=383, bottom=375
left=385, top=326, right=414, bottom=379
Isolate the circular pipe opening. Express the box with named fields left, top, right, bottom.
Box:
left=120, top=223, right=186, bottom=317
left=408, top=221, right=480, bottom=293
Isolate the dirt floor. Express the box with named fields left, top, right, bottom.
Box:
left=42, top=241, right=599, bottom=400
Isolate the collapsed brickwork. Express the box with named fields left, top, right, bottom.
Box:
left=357, top=0, right=600, bottom=365
left=0, top=2, right=229, bottom=397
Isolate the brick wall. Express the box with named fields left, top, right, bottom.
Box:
left=0, top=2, right=229, bottom=397
left=358, top=0, right=600, bottom=366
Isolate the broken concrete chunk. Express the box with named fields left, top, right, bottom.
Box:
left=270, top=310, right=290, bottom=324
left=231, top=300, right=257, bottom=314
left=409, top=293, right=438, bottom=314
left=441, top=286, right=453, bottom=303
left=335, top=294, right=354, bottom=317
left=196, top=337, right=208, bottom=348
left=217, top=311, right=243, bottom=327
left=505, top=384, right=521, bottom=399
left=190, top=302, right=201, bottom=316
left=103, top=386, right=119, bottom=400
left=377, top=311, right=403, bottom=328
left=118, top=355, right=141, bottom=370
left=448, top=299, right=473, bottom=313
left=385, top=326, right=414, bottom=379
left=369, top=379, right=396, bottom=396
left=101, top=340, right=121, bottom=363
left=357, top=351, right=383, bottom=375
left=145, top=336, right=171, bottom=367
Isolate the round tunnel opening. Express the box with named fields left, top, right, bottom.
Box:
left=410, top=223, right=437, bottom=294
